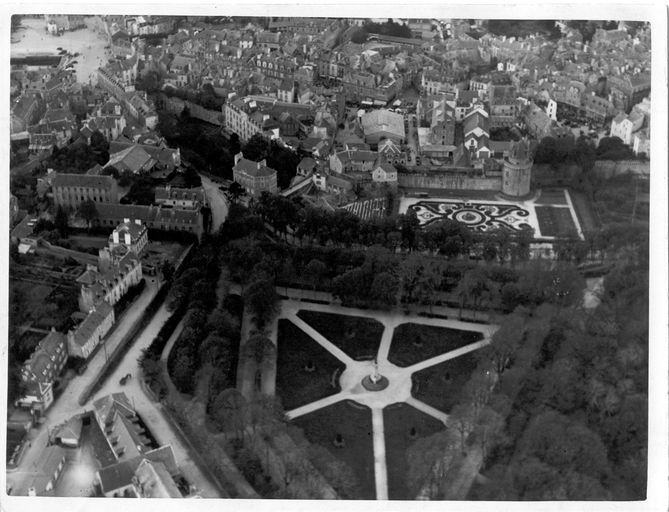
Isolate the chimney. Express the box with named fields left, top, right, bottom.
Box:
left=135, top=219, right=141, bottom=226
left=112, top=231, right=119, bottom=244
left=123, top=218, right=130, bottom=223
left=124, top=232, right=131, bottom=245
left=234, top=152, right=244, bottom=165
left=258, top=159, right=266, bottom=169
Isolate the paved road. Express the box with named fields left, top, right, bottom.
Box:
left=200, top=174, right=229, bottom=232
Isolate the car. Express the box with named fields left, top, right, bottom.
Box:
left=119, top=373, right=132, bottom=385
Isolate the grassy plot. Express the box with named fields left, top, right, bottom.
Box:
left=535, top=206, right=578, bottom=238
left=296, top=310, right=384, bottom=360
left=388, top=323, right=483, bottom=367
left=277, top=319, right=345, bottom=410
left=412, top=352, right=478, bottom=413
left=293, top=400, right=376, bottom=500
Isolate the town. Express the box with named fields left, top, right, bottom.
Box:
left=7, top=14, right=650, bottom=501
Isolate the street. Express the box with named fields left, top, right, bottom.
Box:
left=200, top=174, right=229, bottom=232
left=7, top=279, right=221, bottom=497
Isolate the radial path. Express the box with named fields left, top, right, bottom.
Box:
left=280, top=304, right=496, bottom=500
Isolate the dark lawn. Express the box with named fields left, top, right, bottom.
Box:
left=388, top=323, right=483, bottom=367
left=296, top=310, right=384, bottom=361
left=535, top=206, right=578, bottom=238
left=412, top=352, right=478, bottom=413
left=277, top=319, right=345, bottom=411
left=535, top=188, right=568, bottom=205
left=293, top=400, right=375, bottom=500
left=383, top=403, right=445, bottom=500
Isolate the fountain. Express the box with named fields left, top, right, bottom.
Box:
left=361, top=358, right=389, bottom=391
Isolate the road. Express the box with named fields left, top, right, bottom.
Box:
left=200, top=174, right=229, bottom=232
left=7, top=279, right=221, bottom=498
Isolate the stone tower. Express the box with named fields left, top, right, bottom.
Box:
left=502, top=138, right=533, bottom=197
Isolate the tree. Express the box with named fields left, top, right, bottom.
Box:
left=54, top=206, right=70, bottom=238
left=77, top=199, right=98, bottom=229
left=304, top=258, right=327, bottom=291
left=449, top=403, right=479, bottom=454
left=369, top=271, right=399, bottom=308
left=482, top=313, right=525, bottom=375
left=211, top=388, right=247, bottom=438
left=244, top=276, right=279, bottom=330
left=226, top=181, right=244, bottom=204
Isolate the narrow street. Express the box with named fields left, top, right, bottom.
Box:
left=7, top=280, right=221, bottom=497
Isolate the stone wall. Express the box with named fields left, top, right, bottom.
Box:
left=165, top=97, right=223, bottom=126
left=398, top=172, right=502, bottom=191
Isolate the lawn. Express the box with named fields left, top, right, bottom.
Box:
left=535, top=206, right=578, bottom=238
left=535, top=188, right=568, bottom=205
left=383, top=403, right=445, bottom=500
left=412, top=352, right=478, bottom=413
left=388, top=323, right=483, bottom=367
left=277, top=319, right=345, bottom=411
left=296, top=310, right=384, bottom=361
left=293, top=400, right=375, bottom=499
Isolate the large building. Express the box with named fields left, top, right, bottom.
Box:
left=94, top=203, right=204, bottom=239
left=360, top=109, right=405, bottom=146
left=77, top=245, right=143, bottom=312
left=52, top=173, right=119, bottom=209
left=109, top=219, right=149, bottom=256
left=488, top=84, right=517, bottom=128
left=232, top=152, right=279, bottom=198
left=154, top=185, right=207, bottom=209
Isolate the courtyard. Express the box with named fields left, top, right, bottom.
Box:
left=399, top=188, right=584, bottom=241
left=276, top=301, right=496, bottom=500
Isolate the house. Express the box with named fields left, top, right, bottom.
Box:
left=360, top=109, right=405, bottom=146
left=232, top=152, right=279, bottom=198
left=632, top=128, right=650, bottom=157
left=109, top=219, right=149, bottom=256
left=463, top=109, right=491, bottom=159
left=371, top=162, right=398, bottom=184
left=610, top=111, right=644, bottom=145
left=154, top=186, right=207, bottom=209
left=52, top=415, right=84, bottom=447
left=67, top=300, right=115, bottom=360
left=96, top=445, right=182, bottom=498
left=52, top=173, right=119, bottom=209
left=106, top=144, right=156, bottom=174
left=489, top=84, right=517, bottom=128
left=297, top=157, right=318, bottom=177
left=329, top=148, right=377, bottom=174
left=77, top=246, right=143, bottom=312
left=11, top=93, right=44, bottom=134
left=17, top=329, right=68, bottom=415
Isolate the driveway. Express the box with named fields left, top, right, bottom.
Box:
left=200, top=174, right=229, bottom=232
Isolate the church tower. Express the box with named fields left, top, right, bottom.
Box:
left=502, top=138, right=533, bottom=197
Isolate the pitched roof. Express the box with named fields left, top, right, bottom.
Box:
left=107, top=144, right=154, bottom=172
left=23, top=330, right=66, bottom=382
left=97, top=445, right=179, bottom=494
left=70, top=300, right=114, bottom=347
left=360, top=109, right=405, bottom=138
left=93, top=392, right=135, bottom=425
left=154, top=186, right=206, bottom=203
left=233, top=158, right=277, bottom=178
left=53, top=173, right=116, bottom=190
left=96, top=203, right=201, bottom=226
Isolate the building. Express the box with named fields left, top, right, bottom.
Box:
left=488, top=84, right=517, bottom=128
left=17, top=329, right=68, bottom=415
left=329, top=148, right=377, bottom=174
left=502, top=139, right=533, bottom=197
left=360, top=109, right=405, bottom=146
left=232, top=152, right=279, bottom=198
left=155, top=186, right=207, bottom=209
left=24, top=445, right=67, bottom=496
left=11, top=93, right=44, bottom=133
left=96, top=444, right=184, bottom=498
left=463, top=108, right=491, bottom=159
left=610, top=111, right=644, bottom=145
left=109, top=219, right=149, bottom=256
left=52, top=173, right=119, bottom=209
left=67, top=300, right=115, bottom=360
left=371, top=162, right=398, bottom=184
left=94, top=203, right=204, bottom=239
left=77, top=246, right=143, bottom=312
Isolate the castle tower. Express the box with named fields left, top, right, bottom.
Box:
left=502, top=138, right=533, bottom=197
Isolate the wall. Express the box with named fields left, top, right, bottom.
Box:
left=166, top=97, right=223, bottom=126
left=592, top=159, right=649, bottom=180
left=398, top=172, right=502, bottom=191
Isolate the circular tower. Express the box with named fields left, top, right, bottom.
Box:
left=502, top=139, right=533, bottom=197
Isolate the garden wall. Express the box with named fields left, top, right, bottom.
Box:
left=165, top=96, right=223, bottom=126
left=399, top=172, right=501, bottom=191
